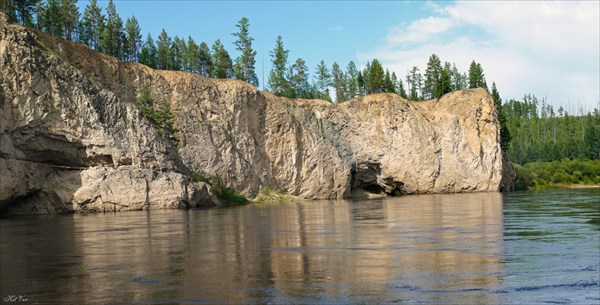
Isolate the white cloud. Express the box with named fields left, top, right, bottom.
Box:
left=329, top=25, right=345, bottom=31
left=359, top=1, right=600, bottom=110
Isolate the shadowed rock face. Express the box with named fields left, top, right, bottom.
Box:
left=0, top=18, right=514, bottom=215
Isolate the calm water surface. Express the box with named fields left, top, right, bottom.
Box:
left=1, top=189, right=599, bottom=304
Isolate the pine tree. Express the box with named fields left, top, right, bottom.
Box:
left=345, top=61, right=358, bottom=100
left=390, top=72, right=398, bottom=94
left=187, top=36, right=200, bottom=73
left=584, top=108, right=600, bottom=160
left=384, top=69, right=394, bottom=93
left=198, top=41, right=213, bottom=77
left=423, top=53, right=442, bottom=99
left=331, top=62, right=346, bottom=102
left=232, top=17, right=258, bottom=87
left=80, top=0, right=104, bottom=50
left=315, top=60, right=331, bottom=100
left=289, top=58, right=310, bottom=98
left=468, top=60, right=487, bottom=89
left=356, top=71, right=367, bottom=96
left=139, top=33, right=157, bottom=68
left=395, top=75, right=408, bottom=99
left=61, top=0, right=79, bottom=41
left=212, top=39, right=233, bottom=78
left=124, top=15, right=141, bottom=62
left=440, top=69, right=452, bottom=96
left=2, top=0, right=38, bottom=26
left=100, top=0, right=124, bottom=58
left=268, top=35, right=289, bottom=95
left=491, top=82, right=511, bottom=151
left=41, top=0, right=62, bottom=37
left=178, top=35, right=188, bottom=71
left=34, top=1, right=44, bottom=29
left=156, top=29, right=171, bottom=70
left=368, top=59, right=384, bottom=93
left=406, top=66, right=422, bottom=101
left=170, top=36, right=181, bottom=70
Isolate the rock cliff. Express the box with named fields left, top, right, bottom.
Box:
left=0, top=19, right=514, bottom=215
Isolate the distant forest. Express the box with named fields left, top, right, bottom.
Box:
left=2, top=0, right=599, bottom=166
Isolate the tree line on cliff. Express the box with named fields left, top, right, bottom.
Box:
left=0, top=0, right=488, bottom=102
left=2, top=0, right=598, bottom=168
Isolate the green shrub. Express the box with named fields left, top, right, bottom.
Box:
left=515, top=160, right=600, bottom=190
left=192, top=172, right=248, bottom=206
left=134, top=86, right=178, bottom=143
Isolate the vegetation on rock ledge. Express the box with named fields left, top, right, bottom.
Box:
left=134, top=86, right=178, bottom=143
left=193, top=172, right=249, bottom=206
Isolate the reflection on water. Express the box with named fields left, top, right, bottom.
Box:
left=1, top=189, right=599, bottom=304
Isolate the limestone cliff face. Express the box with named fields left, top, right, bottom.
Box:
left=0, top=19, right=514, bottom=215
left=0, top=18, right=219, bottom=215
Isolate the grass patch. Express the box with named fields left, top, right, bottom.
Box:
left=192, top=172, right=249, bottom=206
left=514, top=159, right=600, bottom=191
left=254, top=188, right=297, bottom=204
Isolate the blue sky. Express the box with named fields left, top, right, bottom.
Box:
left=81, top=1, right=599, bottom=111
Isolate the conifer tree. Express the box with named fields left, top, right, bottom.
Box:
left=424, top=53, right=442, bottom=99
left=178, top=36, right=188, bottom=71
left=368, top=59, right=384, bottom=93
left=124, top=15, right=142, bottom=62
left=41, top=0, right=62, bottom=37
left=395, top=76, right=408, bottom=99
left=315, top=60, right=331, bottom=100
left=139, top=33, right=157, bottom=68
left=357, top=71, right=365, bottom=96
left=187, top=36, right=200, bottom=73
left=198, top=41, right=213, bottom=77
left=156, top=29, right=171, bottom=70
left=100, top=0, right=124, bottom=58
left=268, top=35, right=289, bottom=95
left=331, top=62, right=346, bottom=102
left=232, top=17, right=258, bottom=87
left=1, top=0, right=39, bottom=26
left=491, top=82, right=511, bottom=151
left=80, top=0, right=104, bottom=50
left=61, top=0, right=79, bottom=41
left=345, top=61, right=358, bottom=100
left=212, top=39, right=233, bottom=78
left=289, top=58, right=310, bottom=98
left=468, top=60, right=487, bottom=90
left=384, top=69, right=394, bottom=93
left=406, top=66, right=422, bottom=100
left=169, top=35, right=184, bottom=70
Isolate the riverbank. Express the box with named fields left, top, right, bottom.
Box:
left=513, top=159, right=600, bottom=191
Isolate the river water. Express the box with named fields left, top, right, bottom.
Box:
left=1, top=189, right=599, bottom=304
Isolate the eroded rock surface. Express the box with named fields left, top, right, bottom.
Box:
left=0, top=19, right=514, bottom=215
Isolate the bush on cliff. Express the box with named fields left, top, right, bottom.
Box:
left=135, top=86, right=178, bottom=143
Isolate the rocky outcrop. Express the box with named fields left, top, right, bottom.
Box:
left=0, top=18, right=219, bottom=215
left=0, top=19, right=514, bottom=215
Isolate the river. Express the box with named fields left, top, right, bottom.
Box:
left=1, top=189, right=599, bottom=304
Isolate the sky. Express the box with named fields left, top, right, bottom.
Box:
left=81, top=1, right=600, bottom=112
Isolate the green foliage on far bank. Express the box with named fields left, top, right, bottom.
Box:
left=192, top=172, right=249, bottom=206
left=503, top=95, right=599, bottom=164
left=513, top=160, right=600, bottom=191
